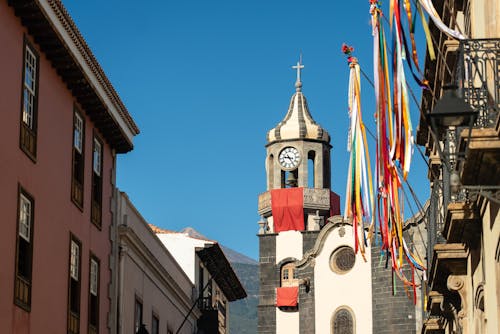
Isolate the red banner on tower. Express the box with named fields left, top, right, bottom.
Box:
left=271, top=188, right=304, bottom=232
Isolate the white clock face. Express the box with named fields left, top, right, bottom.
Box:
left=279, top=147, right=301, bottom=169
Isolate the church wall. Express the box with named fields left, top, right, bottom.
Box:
left=299, top=231, right=317, bottom=333
left=314, top=225, right=373, bottom=334
left=298, top=265, right=315, bottom=333
left=258, top=234, right=277, bottom=334
left=276, top=309, right=300, bottom=334
left=276, top=231, right=303, bottom=264
left=275, top=231, right=301, bottom=332
left=371, top=245, right=416, bottom=334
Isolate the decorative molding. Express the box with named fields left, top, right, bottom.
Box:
left=296, top=216, right=347, bottom=268
left=474, top=283, right=485, bottom=311
left=447, top=275, right=469, bottom=333
left=303, top=188, right=330, bottom=208
left=258, top=188, right=332, bottom=216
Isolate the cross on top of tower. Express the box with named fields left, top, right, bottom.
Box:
left=292, top=56, right=304, bottom=91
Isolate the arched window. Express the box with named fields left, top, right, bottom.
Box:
left=268, top=154, right=274, bottom=189
left=332, top=307, right=354, bottom=334
left=308, top=150, right=315, bottom=188
left=281, top=262, right=299, bottom=287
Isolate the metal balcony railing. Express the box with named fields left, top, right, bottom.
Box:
left=198, top=296, right=215, bottom=311
left=457, top=38, right=500, bottom=128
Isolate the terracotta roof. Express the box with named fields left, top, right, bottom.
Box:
left=148, top=224, right=176, bottom=234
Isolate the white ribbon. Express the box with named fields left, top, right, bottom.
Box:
left=418, top=0, right=467, bottom=40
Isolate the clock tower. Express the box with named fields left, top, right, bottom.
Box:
left=257, top=60, right=373, bottom=334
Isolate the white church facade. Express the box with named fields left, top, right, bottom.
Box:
left=257, top=61, right=417, bottom=333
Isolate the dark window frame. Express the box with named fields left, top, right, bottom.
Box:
left=151, top=312, right=159, bottom=334
left=71, top=107, right=85, bottom=210
left=68, top=234, right=82, bottom=334
left=88, top=253, right=100, bottom=334
left=134, top=296, right=143, bottom=334
left=19, top=36, right=40, bottom=161
left=332, top=307, right=355, bottom=334
left=14, top=185, right=35, bottom=311
left=90, top=134, right=103, bottom=228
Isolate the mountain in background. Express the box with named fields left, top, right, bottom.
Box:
left=180, top=227, right=258, bottom=334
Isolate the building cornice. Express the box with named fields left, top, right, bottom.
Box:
left=9, top=0, right=139, bottom=152
left=118, top=225, right=199, bottom=316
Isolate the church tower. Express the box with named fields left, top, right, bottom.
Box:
left=257, top=61, right=373, bottom=334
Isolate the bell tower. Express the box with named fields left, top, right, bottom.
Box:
left=257, top=59, right=341, bottom=334
left=265, top=60, right=331, bottom=192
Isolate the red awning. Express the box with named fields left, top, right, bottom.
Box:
left=271, top=188, right=304, bottom=232
left=276, top=286, right=299, bottom=307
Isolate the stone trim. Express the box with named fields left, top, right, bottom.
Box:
left=447, top=275, right=469, bottom=332
left=296, top=215, right=347, bottom=269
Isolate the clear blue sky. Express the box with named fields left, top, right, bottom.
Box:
left=64, top=0, right=429, bottom=260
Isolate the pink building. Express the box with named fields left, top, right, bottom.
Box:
left=0, top=1, right=139, bottom=333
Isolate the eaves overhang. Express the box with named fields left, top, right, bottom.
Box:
left=196, top=243, right=247, bottom=302
left=9, top=0, right=139, bottom=153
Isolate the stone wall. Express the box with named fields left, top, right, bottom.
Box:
left=258, top=234, right=277, bottom=333
left=299, top=231, right=319, bottom=333
left=371, top=246, right=417, bottom=334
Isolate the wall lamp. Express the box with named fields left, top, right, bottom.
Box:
left=426, top=85, right=500, bottom=204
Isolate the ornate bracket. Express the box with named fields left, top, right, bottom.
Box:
left=447, top=275, right=469, bottom=333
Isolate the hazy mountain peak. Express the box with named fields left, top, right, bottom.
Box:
left=179, top=227, right=212, bottom=241
left=179, top=227, right=257, bottom=265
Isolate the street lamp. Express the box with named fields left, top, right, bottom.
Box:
left=426, top=84, right=478, bottom=171
left=426, top=85, right=500, bottom=204
left=427, top=84, right=478, bottom=130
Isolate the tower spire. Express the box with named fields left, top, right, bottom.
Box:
left=292, top=55, right=304, bottom=91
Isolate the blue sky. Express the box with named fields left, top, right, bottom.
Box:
left=64, top=0, right=430, bottom=260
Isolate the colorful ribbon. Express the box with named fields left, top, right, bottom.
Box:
left=342, top=45, right=374, bottom=260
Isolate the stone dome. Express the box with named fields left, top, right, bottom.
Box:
left=267, top=85, right=330, bottom=144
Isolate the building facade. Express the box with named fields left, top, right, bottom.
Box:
left=155, top=228, right=247, bottom=333
left=0, top=1, right=138, bottom=333
left=418, top=0, right=500, bottom=333
left=112, top=191, right=198, bottom=334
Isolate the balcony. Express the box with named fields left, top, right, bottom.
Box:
left=198, top=296, right=215, bottom=311
left=422, top=318, right=445, bottom=334
left=428, top=243, right=468, bottom=292
left=457, top=39, right=500, bottom=185
left=257, top=188, right=331, bottom=216
left=443, top=202, right=480, bottom=245
left=458, top=39, right=500, bottom=129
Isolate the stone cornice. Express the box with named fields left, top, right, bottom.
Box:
left=429, top=243, right=469, bottom=292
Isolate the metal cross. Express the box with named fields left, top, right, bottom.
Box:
left=292, top=57, right=304, bottom=83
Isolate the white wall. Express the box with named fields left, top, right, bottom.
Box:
left=275, top=230, right=302, bottom=332
left=276, top=230, right=303, bottom=264
left=157, top=233, right=213, bottom=284
left=276, top=307, right=300, bottom=334
left=314, top=225, right=373, bottom=333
